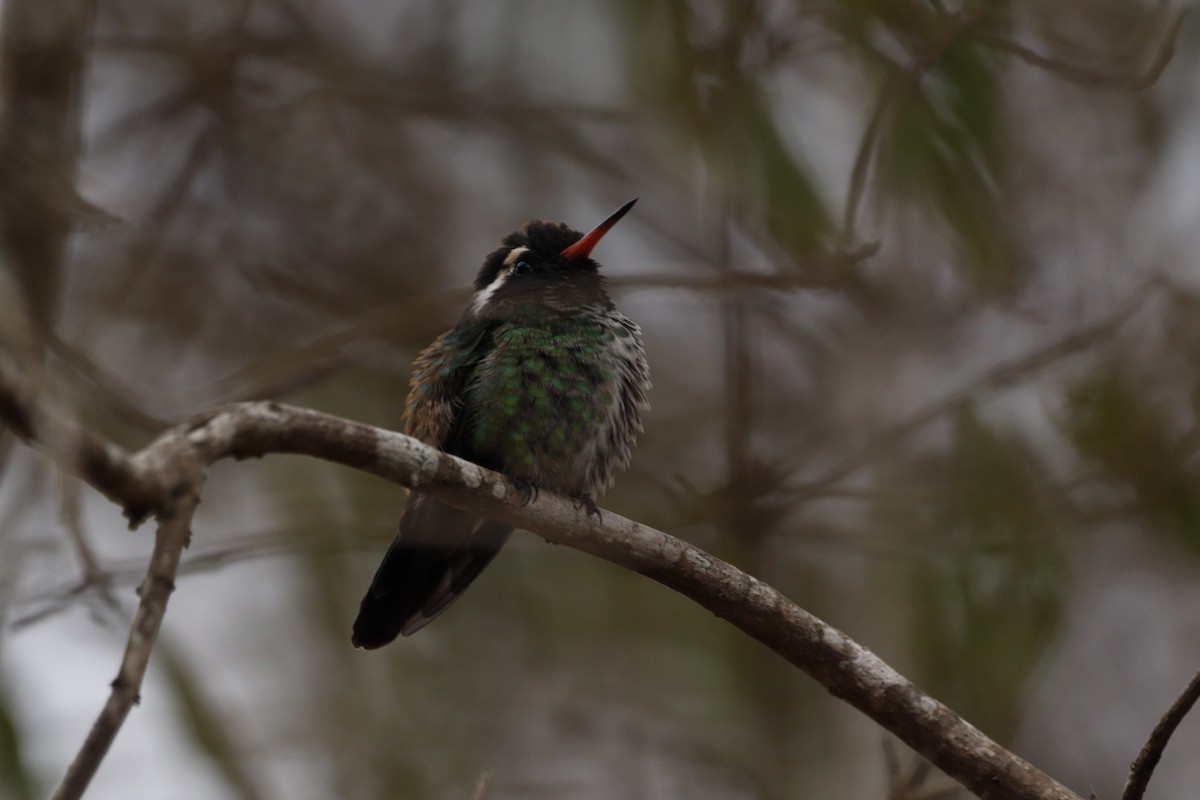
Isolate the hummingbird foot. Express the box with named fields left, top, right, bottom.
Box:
left=512, top=478, right=540, bottom=505
left=569, top=492, right=602, bottom=521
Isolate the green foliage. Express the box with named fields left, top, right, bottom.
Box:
left=621, top=0, right=830, bottom=255
left=1066, top=367, right=1200, bottom=547
left=877, top=37, right=1019, bottom=292
left=904, top=407, right=1066, bottom=740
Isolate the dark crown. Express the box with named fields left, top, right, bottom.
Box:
left=505, top=220, right=583, bottom=254
left=474, top=220, right=591, bottom=290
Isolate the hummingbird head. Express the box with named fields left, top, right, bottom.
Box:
left=468, top=198, right=636, bottom=320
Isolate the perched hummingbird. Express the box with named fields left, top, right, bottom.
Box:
left=352, top=199, right=650, bottom=648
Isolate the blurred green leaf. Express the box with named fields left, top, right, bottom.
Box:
left=880, top=40, right=1020, bottom=293
left=622, top=0, right=830, bottom=256
left=905, top=407, right=1066, bottom=740
left=1066, top=366, right=1200, bottom=547
left=945, top=406, right=1046, bottom=541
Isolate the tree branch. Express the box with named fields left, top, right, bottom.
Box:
left=0, top=354, right=165, bottom=520
left=50, top=470, right=201, bottom=800
left=0, top=360, right=1084, bottom=799
left=1122, top=670, right=1200, bottom=800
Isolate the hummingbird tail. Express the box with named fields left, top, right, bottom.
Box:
left=351, top=494, right=513, bottom=648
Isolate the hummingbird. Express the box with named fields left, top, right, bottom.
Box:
left=352, top=199, right=650, bottom=648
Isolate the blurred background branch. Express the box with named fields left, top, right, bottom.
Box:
left=2, top=0, right=1200, bottom=798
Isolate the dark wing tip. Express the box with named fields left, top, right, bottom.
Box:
left=351, top=499, right=515, bottom=649
left=351, top=602, right=405, bottom=649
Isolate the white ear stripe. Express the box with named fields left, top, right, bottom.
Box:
left=473, top=247, right=530, bottom=314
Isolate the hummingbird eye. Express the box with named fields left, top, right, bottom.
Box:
left=511, top=260, right=532, bottom=276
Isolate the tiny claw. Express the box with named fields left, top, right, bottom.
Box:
left=570, top=492, right=602, bottom=520
left=513, top=479, right=540, bottom=505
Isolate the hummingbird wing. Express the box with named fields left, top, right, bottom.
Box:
left=352, top=495, right=512, bottom=644
left=352, top=322, right=514, bottom=648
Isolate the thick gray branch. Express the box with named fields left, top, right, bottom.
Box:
left=0, top=367, right=1084, bottom=799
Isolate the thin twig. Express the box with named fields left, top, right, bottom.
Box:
left=47, top=333, right=171, bottom=432
left=1122, top=670, right=1200, bottom=800
left=82, top=123, right=220, bottom=334
left=612, top=251, right=880, bottom=292
left=841, top=3, right=1184, bottom=247
left=796, top=280, right=1159, bottom=496
left=839, top=6, right=989, bottom=245
left=56, top=472, right=122, bottom=615
left=163, top=256, right=879, bottom=411
left=841, top=66, right=908, bottom=244
left=50, top=470, right=202, bottom=800
left=9, top=524, right=378, bottom=627
left=977, top=6, right=1187, bottom=91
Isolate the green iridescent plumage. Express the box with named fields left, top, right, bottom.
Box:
left=469, top=318, right=620, bottom=480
